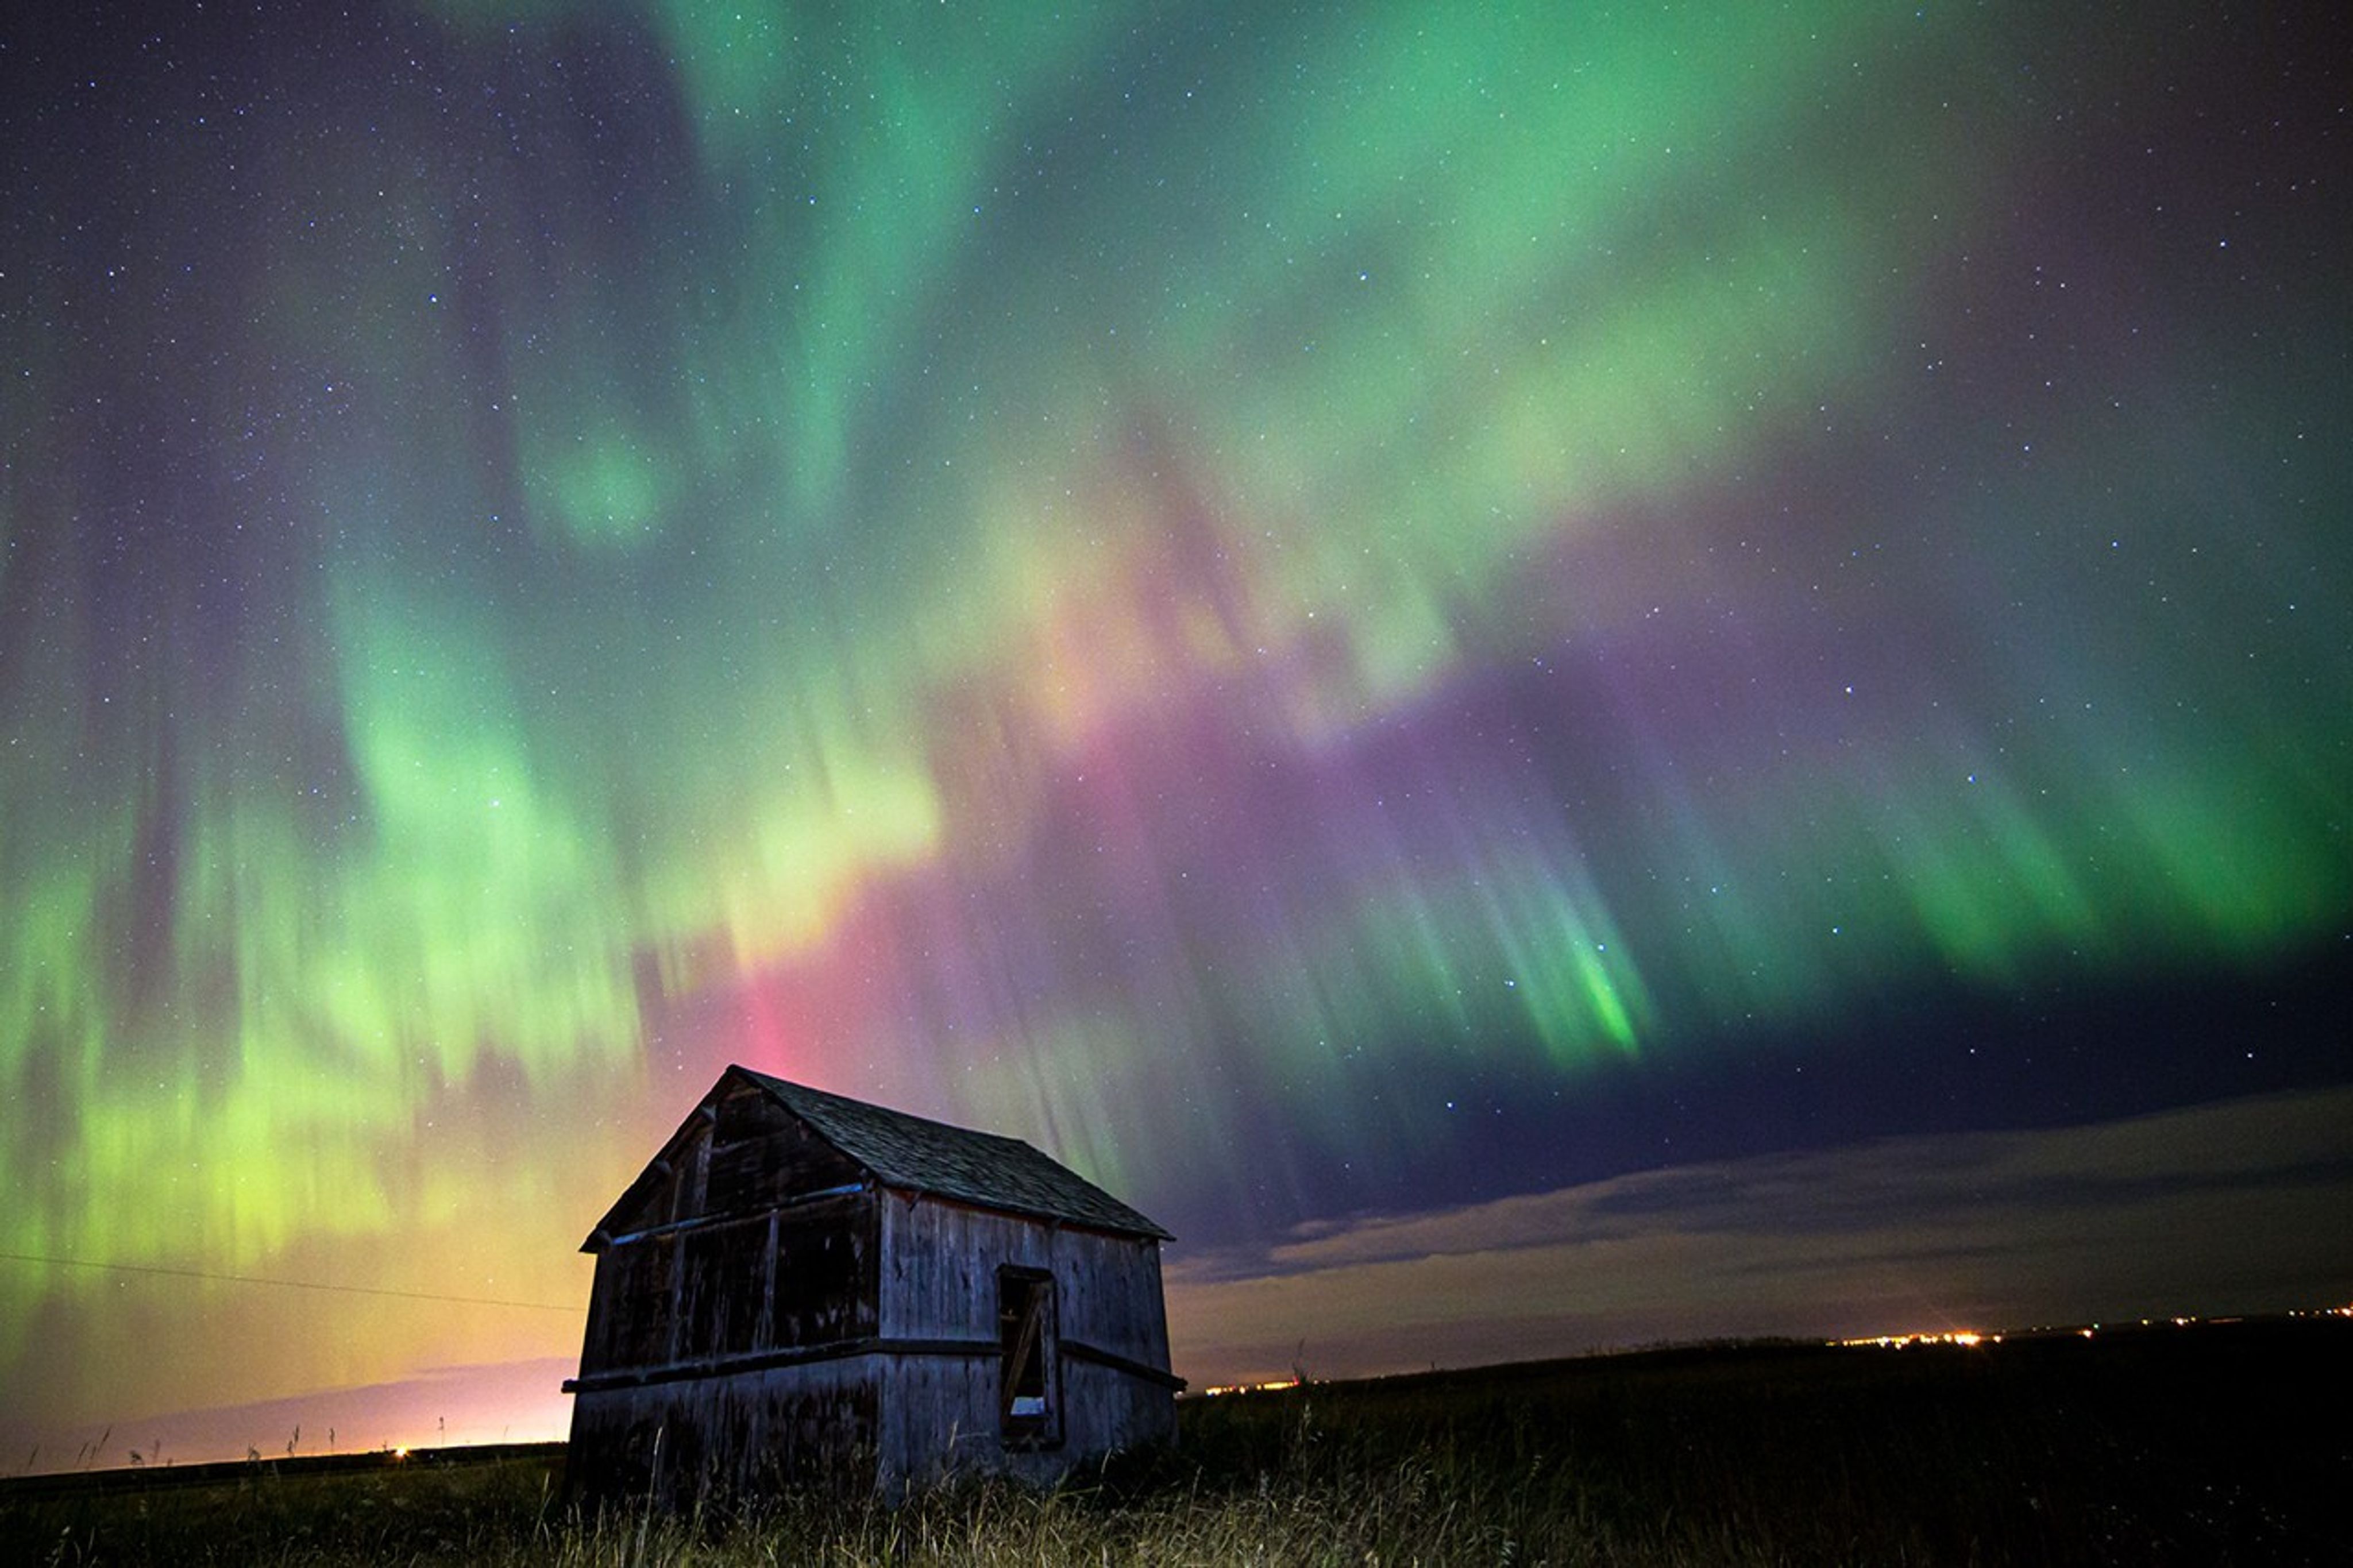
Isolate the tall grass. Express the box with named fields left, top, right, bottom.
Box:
left=7, top=1320, right=2346, bottom=1565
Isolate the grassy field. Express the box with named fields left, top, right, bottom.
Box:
left=6, top=1316, right=2347, bottom=1565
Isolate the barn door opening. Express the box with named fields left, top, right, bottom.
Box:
left=996, top=1266, right=1059, bottom=1448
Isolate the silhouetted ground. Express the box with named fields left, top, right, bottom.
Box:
left=6, top=1314, right=2347, bottom=1565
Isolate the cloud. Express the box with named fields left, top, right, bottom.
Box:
left=1166, top=1087, right=2353, bottom=1384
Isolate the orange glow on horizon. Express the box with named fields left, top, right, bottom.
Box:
left=1199, top=1377, right=1304, bottom=1397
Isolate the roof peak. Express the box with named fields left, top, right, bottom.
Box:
left=723, top=1065, right=1172, bottom=1241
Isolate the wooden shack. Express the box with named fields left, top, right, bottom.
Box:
left=563, top=1065, right=1180, bottom=1503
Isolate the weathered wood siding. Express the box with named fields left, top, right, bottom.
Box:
left=569, top=1359, right=881, bottom=1504
left=592, top=1081, right=866, bottom=1247
left=873, top=1192, right=1176, bottom=1488
left=705, top=1079, right=865, bottom=1211
left=869, top=1349, right=1177, bottom=1490
left=879, top=1195, right=1169, bottom=1358
left=578, top=1193, right=880, bottom=1376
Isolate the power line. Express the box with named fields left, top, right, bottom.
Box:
left=0, top=1250, right=577, bottom=1314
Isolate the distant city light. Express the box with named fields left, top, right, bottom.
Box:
left=1834, top=1330, right=1999, bottom=1349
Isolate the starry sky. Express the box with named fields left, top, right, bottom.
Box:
left=4, top=0, right=2349, bottom=1467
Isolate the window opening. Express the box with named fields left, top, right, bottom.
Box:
left=997, top=1267, right=1058, bottom=1446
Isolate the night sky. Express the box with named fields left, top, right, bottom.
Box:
left=5, top=1, right=2349, bottom=1468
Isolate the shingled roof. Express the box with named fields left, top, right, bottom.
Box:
left=731, top=1067, right=1172, bottom=1241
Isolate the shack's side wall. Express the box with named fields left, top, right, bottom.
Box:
left=566, top=1360, right=880, bottom=1505
left=576, top=1191, right=880, bottom=1378
left=569, top=1178, right=885, bottom=1505
left=874, top=1196, right=1176, bottom=1488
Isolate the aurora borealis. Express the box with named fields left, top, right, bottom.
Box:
left=4, top=0, right=2348, bottom=1465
